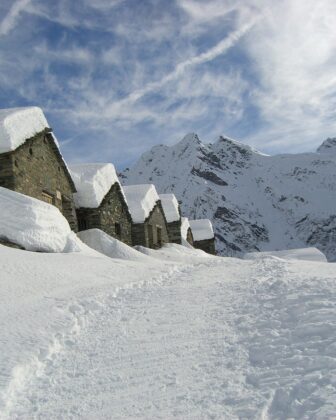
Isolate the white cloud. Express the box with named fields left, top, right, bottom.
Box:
left=0, top=0, right=31, bottom=36
left=243, top=0, right=336, bottom=150
left=104, top=17, right=258, bottom=117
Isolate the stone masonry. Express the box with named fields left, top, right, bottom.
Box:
left=131, top=202, right=169, bottom=249
left=0, top=129, right=78, bottom=231
left=76, top=183, right=132, bottom=246
left=193, top=238, right=216, bottom=255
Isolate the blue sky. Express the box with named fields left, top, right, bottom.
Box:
left=1, top=0, right=336, bottom=169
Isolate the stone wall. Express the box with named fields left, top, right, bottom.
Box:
left=0, top=238, right=24, bottom=250
left=0, top=153, right=15, bottom=190
left=186, top=228, right=194, bottom=246
left=76, top=183, right=132, bottom=246
left=166, top=220, right=182, bottom=244
left=193, top=238, right=216, bottom=255
left=131, top=202, right=169, bottom=249
left=0, top=130, right=78, bottom=231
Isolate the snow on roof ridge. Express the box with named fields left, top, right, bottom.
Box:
left=189, top=219, right=214, bottom=241
left=181, top=217, right=191, bottom=240
left=69, top=163, right=121, bottom=208
left=122, top=184, right=160, bottom=223
left=0, top=106, right=50, bottom=154
left=159, top=193, right=180, bottom=223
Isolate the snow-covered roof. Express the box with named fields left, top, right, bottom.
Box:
left=0, top=107, right=50, bottom=154
left=181, top=217, right=191, bottom=240
left=189, top=219, right=214, bottom=241
left=159, top=194, right=180, bottom=223
left=69, top=163, right=121, bottom=208
left=122, top=184, right=159, bottom=223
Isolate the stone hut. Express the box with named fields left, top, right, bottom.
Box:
left=189, top=219, right=216, bottom=254
left=0, top=107, right=78, bottom=231
left=122, top=184, right=169, bottom=249
left=70, top=163, right=132, bottom=246
left=181, top=217, right=194, bottom=246
left=159, top=194, right=182, bottom=244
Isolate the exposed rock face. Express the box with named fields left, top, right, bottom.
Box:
left=316, top=137, right=336, bottom=155
left=122, top=133, right=336, bottom=261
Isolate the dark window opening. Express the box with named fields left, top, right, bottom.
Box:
left=157, top=226, right=162, bottom=246
left=14, top=160, right=18, bottom=168
left=78, top=219, right=88, bottom=231
left=115, top=222, right=121, bottom=237
left=148, top=224, right=154, bottom=247
left=29, top=148, right=33, bottom=156
left=41, top=191, right=53, bottom=205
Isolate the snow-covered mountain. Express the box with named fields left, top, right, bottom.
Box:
left=121, top=134, right=336, bottom=261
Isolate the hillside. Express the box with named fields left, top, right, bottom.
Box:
left=121, top=134, right=336, bottom=260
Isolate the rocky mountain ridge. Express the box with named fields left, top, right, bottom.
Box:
left=121, top=133, right=336, bottom=261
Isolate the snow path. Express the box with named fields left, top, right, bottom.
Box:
left=4, top=255, right=336, bottom=419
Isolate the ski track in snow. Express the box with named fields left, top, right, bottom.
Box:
left=3, top=256, right=336, bottom=419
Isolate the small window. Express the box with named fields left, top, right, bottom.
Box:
left=78, top=219, right=87, bottom=231
left=55, top=190, right=61, bottom=200
left=115, top=222, right=121, bottom=236
left=41, top=192, right=53, bottom=204
left=14, top=160, right=18, bottom=168
left=29, top=148, right=33, bottom=156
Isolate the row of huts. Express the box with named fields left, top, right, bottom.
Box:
left=0, top=107, right=216, bottom=254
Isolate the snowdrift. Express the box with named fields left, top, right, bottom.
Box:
left=244, top=247, right=328, bottom=262
left=77, top=229, right=149, bottom=261
left=136, top=242, right=216, bottom=263
left=0, top=187, right=83, bottom=253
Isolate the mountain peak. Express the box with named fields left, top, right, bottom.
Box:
left=178, top=133, right=201, bottom=147
left=316, top=137, right=336, bottom=154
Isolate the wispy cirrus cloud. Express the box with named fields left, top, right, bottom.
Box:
left=0, top=0, right=31, bottom=36
left=1, top=0, right=335, bottom=167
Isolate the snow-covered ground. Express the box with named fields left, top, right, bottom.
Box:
left=1, top=242, right=335, bottom=419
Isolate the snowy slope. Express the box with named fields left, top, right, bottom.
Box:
left=0, top=245, right=335, bottom=418
left=121, top=133, right=336, bottom=260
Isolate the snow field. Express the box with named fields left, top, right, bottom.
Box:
left=0, top=245, right=335, bottom=418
